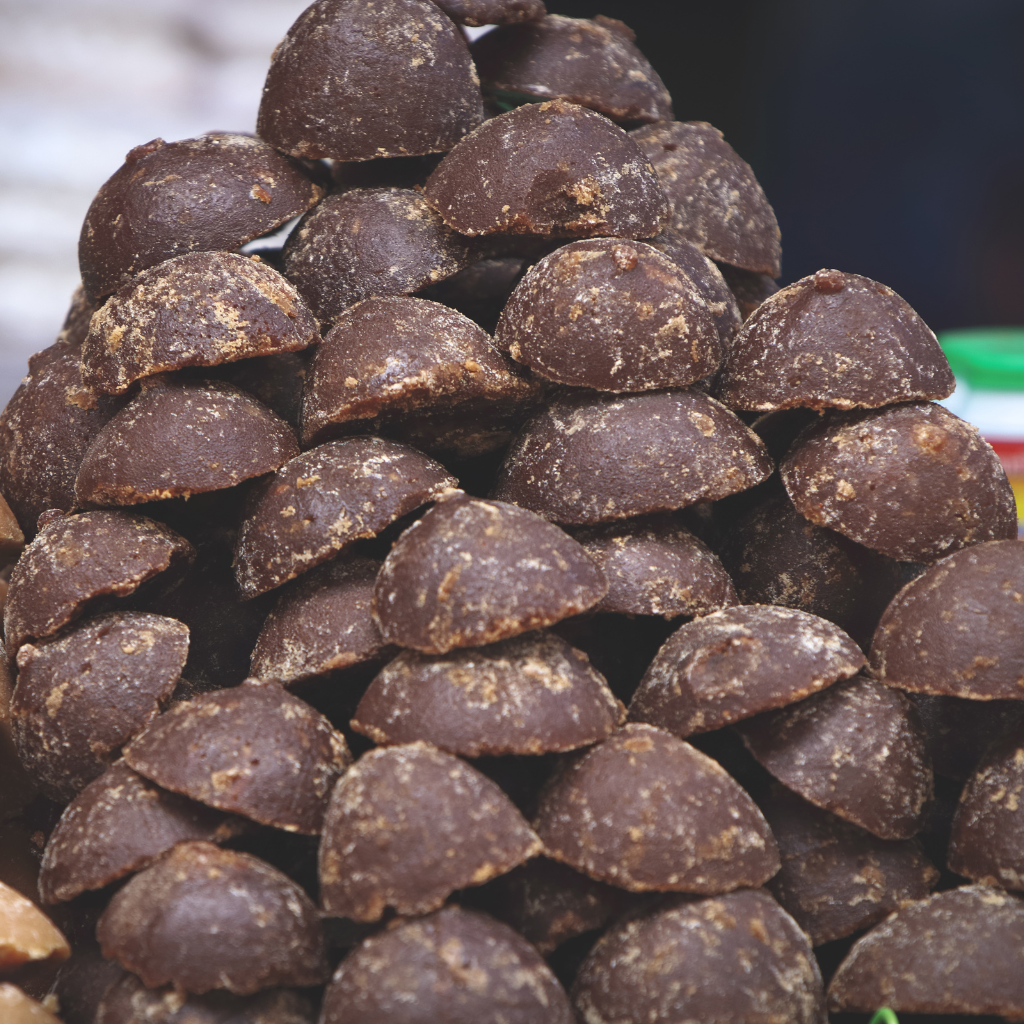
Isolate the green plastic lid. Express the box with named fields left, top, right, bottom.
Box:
left=938, top=327, right=1024, bottom=391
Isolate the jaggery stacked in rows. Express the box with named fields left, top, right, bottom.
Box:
left=1, top=1, right=1023, bottom=1022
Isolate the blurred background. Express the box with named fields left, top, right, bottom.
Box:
left=1, top=0, right=1022, bottom=410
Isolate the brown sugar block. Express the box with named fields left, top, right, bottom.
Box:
left=123, top=679, right=350, bottom=835
left=257, top=0, right=483, bottom=162
left=630, top=121, right=782, bottom=277
left=827, top=885, right=1024, bottom=1017
left=434, top=0, right=545, bottom=27
left=737, top=675, right=933, bottom=840
left=81, top=253, right=319, bottom=395
left=319, top=742, right=541, bottom=921
left=492, top=389, right=773, bottom=524
left=472, top=15, right=672, bottom=124
left=38, top=761, right=241, bottom=905
left=11, top=612, right=188, bottom=801
left=572, top=889, right=826, bottom=1024
left=0, top=985, right=62, bottom=1024
left=948, top=716, right=1024, bottom=889
left=3, top=511, right=194, bottom=655
left=0, top=345, right=128, bottom=537
left=96, top=841, right=327, bottom=995
left=496, top=238, right=721, bottom=392
left=321, top=906, right=573, bottom=1024
left=0, top=880, right=69, bottom=970
left=234, top=437, right=456, bottom=598
left=533, top=723, right=779, bottom=892
left=571, top=515, right=737, bottom=618
left=250, top=556, right=388, bottom=685
left=629, top=605, right=865, bottom=737
left=301, top=297, right=541, bottom=457
left=79, top=134, right=322, bottom=304
left=75, top=378, right=298, bottom=507
left=351, top=631, right=624, bottom=756
left=423, top=99, right=668, bottom=238
left=762, top=788, right=939, bottom=946
left=715, top=269, right=955, bottom=411
left=781, top=402, right=1018, bottom=562
left=372, top=493, right=607, bottom=654
left=718, top=261, right=780, bottom=318
left=281, top=189, right=472, bottom=326
left=870, top=540, right=1024, bottom=700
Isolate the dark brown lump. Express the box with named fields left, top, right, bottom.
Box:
left=351, top=631, right=624, bottom=756
left=423, top=99, right=668, bottom=238
left=434, top=0, right=546, bottom=26
left=630, top=120, right=782, bottom=277
left=737, top=675, right=933, bottom=840
left=471, top=14, right=672, bottom=124
left=496, top=238, right=721, bottom=392
left=281, top=188, right=472, bottom=326
left=870, top=540, right=1024, bottom=700
left=320, top=906, right=573, bottom=1024
left=11, top=612, right=188, bottom=801
left=571, top=515, right=737, bottom=618
left=572, top=888, right=826, bottom=1024
left=3, top=511, right=194, bottom=655
left=74, top=378, right=299, bottom=508
left=38, top=760, right=242, bottom=905
left=827, top=885, right=1024, bottom=1017
left=123, top=679, right=350, bottom=835
left=257, top=0, right=483, bottom=162
left=718, top=262, right=781, bottom=318
left=491, top=388, right=773, bottom=524
left=372, top=492, right=607, bottom=654
left=781, top=402, right=1018, bottom=562
left=762, top=787, right=939, bottom=946
left=319, top=742, right=541, bottom=921
left=250, top=556, right=388, bottom=686
left=78, top=134, right=323, bottom=304
left=233, top=437, right=456, bottom=598
left=533, top=723, right=779, bottom=892
left=300, top=296, right=542, bottom=457
left=80, top=252, right=319, bottom=395
left=629, top=604, right=865, bottom=737
left=96, top=841, right=328, bottom=995
left=715, top=269, right=955, bottom=411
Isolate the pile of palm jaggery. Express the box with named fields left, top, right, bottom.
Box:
left=1, top=2, right=1023, bottom=1022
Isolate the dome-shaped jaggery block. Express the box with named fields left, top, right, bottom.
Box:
left=250, top=556, right=388, bottom=685
left=38, top=760, right=242, bottom=905
left=781, top=402, right=1018, bottom=562
left=97, top=842, right=327, bottom=995
left=533, top=723, right=779, bottom=892
left=372, top=493, right=607, bottom=654
left=424, top=99, right=668, bottom=238
left=11, top=612, right=188, bottom=800
left=496, top=238, right=720, bottom=392
left=233, top=437, right=456, bottom=598
left=81, top=252, right=319, bottom=394
left=737, top=676, right=933, bottom=839
left=472, top=14, right=672, bottom=124
left=435, top=0, right=545, bottom=26
left=629, top=605, right=865, bottom=737
left=3, top=511, right=194, bottom=655
left=257, top=0, right=483, bottom=162
left=0, top=879, right=69, bottom=970
left=492, top=389, right=773, bottom=524
left=630, top=120, right=782, bottom=277
left=321, top=906, right=573, bottom=1024
left=281, top=188, right=472, bottom=326
left=715, top=269, right=954, bottom=410
left=319, top=742, right=541, bottom=921
left=124, top=679, right=350, bottom=835
left=75, top=378, right=298, bottom=507
left=572, top=889, right=826, bottom=1024
left=870, top=540, right=1024, bottom=700
left=827, top=885, right=1024, bottom=1018
left=351, top=631, right=624, bottom=755
left=78, top=134, right=322, bottom=304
